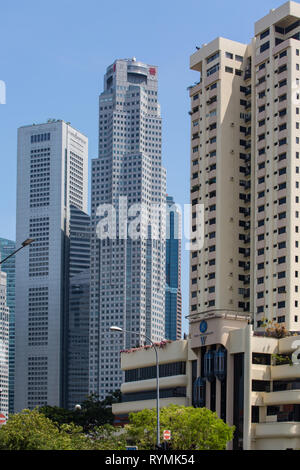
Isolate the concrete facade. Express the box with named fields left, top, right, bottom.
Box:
left=189, top=0, right=300, bottom=331
left=113, top=313, right=300, bottom=450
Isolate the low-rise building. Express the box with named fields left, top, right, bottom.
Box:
left=113, top=312, right=300, bottom=450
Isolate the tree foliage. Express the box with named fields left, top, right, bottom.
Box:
left=0, top=409, right=127, bottom=450
left=0, top=409, right=76, bottom=450
left=0, top=404, right=234, bottom=450
left=126, top=405, right=234, bottom=450
left=39, top=391, right=121, bottom=432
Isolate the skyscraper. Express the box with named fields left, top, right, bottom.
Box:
left=89, top=58, right=166, bottom=400
left=67, top=205, right=90, bottom=409
left=0, top=238, right=16, bottom=413
left=15, top=120, right=88, bottom=411
left=165, top=196, right=182, bottom=340
left=0, top=267, right=9, bottom=418
left=189, top=0, right=300, bottom=330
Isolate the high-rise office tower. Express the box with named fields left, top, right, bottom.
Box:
left=0, top=238, right=16, bottom=413
left=89, top=58, right=166, bottom=400
left=67, top=205, right=90, bottom=409
left=15, top=120, right=88, bottom=411
left=0, top=267, right=9, bottom=418
left=165, top=196, right=182, bottom=340
left=189, top=0, right=300, bottom=332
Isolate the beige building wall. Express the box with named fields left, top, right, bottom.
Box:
left=252, top=1, right=300, bottom=331
left=189, top=38, right=251, bottom=317
left=189, top=0, right=300, bottom=332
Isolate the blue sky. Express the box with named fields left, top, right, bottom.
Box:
left=0, top=0, right=291, bottom=333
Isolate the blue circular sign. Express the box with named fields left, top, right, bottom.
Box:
left=200, top=320, right=208, bottom=334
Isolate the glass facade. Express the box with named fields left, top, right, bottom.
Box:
left=122, top=387, right=186, bottom=402
left=125, top=361, right=186, bottom=383
left=165, top=196, right=182, bottom=340
left=66, top=206, right=90, bottom=409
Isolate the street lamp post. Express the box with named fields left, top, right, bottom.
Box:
left=0, top=238, right=35, bottom=266
left=110, top=326, right=161, bottom=448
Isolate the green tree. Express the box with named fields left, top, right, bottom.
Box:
left=39, top=391, right=122, bottom=432
left=0, top=409, right=75, bottom=450
left=125, top=405, right=234, bottom=450
left=0, top=409, right=127, bottom=450
left=88, top=424, right=127, bottom=450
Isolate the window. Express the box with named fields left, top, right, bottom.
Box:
left=207, top=52, right=220, bottom=64
left=207, top=63, right=220, bottom=77
left=260, top=41, right=270, bottom=53
left=235, top=55, right=243, bottom=62
left=279, top=138, right=287, bottom=146
left=279, top=79, right=287, bottom=88
left=279, top=167, right=287, bottom=176
left=260, top=29, right=270, bottom=40
left=278, top=153, right=287, bottom=162
left=278, top=271, right=286, bottom=279
left=226, top=52, right=233, bottom=59
left=225, top=66, right=233, bottom=74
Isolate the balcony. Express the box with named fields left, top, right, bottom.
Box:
left=254, top=422, right=300, bottom=440
left=244, top=263, right=250, bottom=272
left=244, top=289, right=250, bottom=299
left=271, top=364, right=300, bottom=381
left=113, top=396, right=188, bottom=416
left=263, top=390, right=300, bottom=406
left=244, top=69, right=251, bottom=81
left=245, top=113, right=251, bottom=123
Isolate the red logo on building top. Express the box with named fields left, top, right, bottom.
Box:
left=113, top=64, right=116, bottom=72
left=149, top=67, right=156, bottom=75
